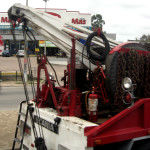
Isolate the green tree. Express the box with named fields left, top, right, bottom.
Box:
left=91, top=14, right=105, bottom=31
left=139, top=34, right=150, bottom=50
left=139, top=34, right=150, bottom=42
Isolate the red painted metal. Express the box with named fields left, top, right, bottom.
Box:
left=61, top=69, right=68, bottom=87
left=57, top=87, right=70, bottom=116
left=125, top=93, right=132, bottom=103
left=69, top=90, right=81, bottom=116
left=97, top=28, right=101, bottom=36
left=84, top=98, right=150, bottom=147
left=110, top=43, right=150, bottom=55
left=36, top=55, right=58, bottom=108
left=46, top=12, right=61, bottom=18
left=56, top=38, right=81, bottom=117
left=70, top=37, right=76, bottom=90
left=93, top=65, right=109, bottom=104
left=35, top=38, right=82, bottom=117
left=56, top=89, right=81, bottom=117
left=67, top=38, right=81, bottom=117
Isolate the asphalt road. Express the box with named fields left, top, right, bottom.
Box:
left=0, top=86, right=32, bottom=110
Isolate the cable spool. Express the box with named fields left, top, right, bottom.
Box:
left=85, top=30, right=110, bottom=64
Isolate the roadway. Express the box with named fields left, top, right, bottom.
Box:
left=0, top=86, right=32, bottom=110
left=0, top=57, right=66, bottom=110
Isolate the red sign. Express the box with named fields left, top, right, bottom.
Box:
left=72, top=18, right=86, bottom=24
left=47, top=12, right=61, bottom=18
left=1, top=17, right=10, bottom=23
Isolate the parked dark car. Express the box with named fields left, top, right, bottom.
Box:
left=2, top=50, right=11, bottom=57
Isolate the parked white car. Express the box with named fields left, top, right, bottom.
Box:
left=17, top=50, right=24, bottom=57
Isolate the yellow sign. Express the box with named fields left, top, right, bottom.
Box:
left=35, top=48, right=40, bottom=52
left=39, top=40, right=45, bottom=44
left=39, top=40, right=56, bottom=47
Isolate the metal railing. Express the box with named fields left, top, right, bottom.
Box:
left=0, top=68, right=37, bottom=81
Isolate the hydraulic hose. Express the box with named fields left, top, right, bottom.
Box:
left=86, top=31, right=110, bottom=64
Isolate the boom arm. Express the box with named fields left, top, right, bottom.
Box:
left=8, top=3, right=119, bottom=69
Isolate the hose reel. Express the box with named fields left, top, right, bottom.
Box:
left=86, top=30, right=110, bottom=64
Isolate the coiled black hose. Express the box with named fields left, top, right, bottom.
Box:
left=86, top=31, right=110, bottom=64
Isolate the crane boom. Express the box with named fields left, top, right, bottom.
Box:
left=8, top=3, right=119, bottom=69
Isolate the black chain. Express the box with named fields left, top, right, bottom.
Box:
left=114, top=50, right=150, bottom=106
left=144, top=53, right=150, bottom=97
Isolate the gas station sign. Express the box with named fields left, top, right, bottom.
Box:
left=39, top=40, right=56, bottom=47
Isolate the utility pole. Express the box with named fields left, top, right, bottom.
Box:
left=24, top=28, right=28, bottom=82
left=24, top=0, right=28, bottom=82
left=43, top=0, right=49, bottom=12
left=26, top=0, right=28, bottom=6
left=43, top=0, right=49, bottom=56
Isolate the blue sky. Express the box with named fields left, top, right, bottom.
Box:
left=1, top=0, right=150, bottom=42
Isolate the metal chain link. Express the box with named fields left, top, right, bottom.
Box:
left=114, top=49, right=149, bottom=107
left=144, top=53, right=150, bottom=97
left=114, top=52, right=126, bottom=106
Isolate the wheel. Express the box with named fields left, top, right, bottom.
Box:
left=105, top=42, right=148, bottom=105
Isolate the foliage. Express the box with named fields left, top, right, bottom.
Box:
left=139, top=34, right=150, bottom=42
left=139, top=34, right=150, bottom=50
left=91, top=14, right=105, bottom=30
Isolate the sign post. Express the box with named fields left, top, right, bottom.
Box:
left=26, top=0, right=28, bottom=6
left=44, top=40, right=47, bottom=56
left=43, top=0, right=49, bottom=56
left=24, top=31, right=28, bottom=83
left=24, top=1, right=28, bottom=82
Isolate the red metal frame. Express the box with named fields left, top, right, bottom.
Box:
left=36, top=38, right=81, bottom=117
left=93, top=65, right=109, bottom=104
left=57, top=38, right=81, bottom=117
left=36, top=55, right=58, bottom=108
left=110, top=42, right=150, bottom=55
left=69, top=38, right=76, bottom=90
left=85, top=98, right=150, bottom=147
left=83, top=44, right=150, bottom=147
left=34, top=38, right=150, bottom=147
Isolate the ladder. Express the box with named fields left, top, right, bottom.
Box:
left=12, top=100, right=29, bottom=150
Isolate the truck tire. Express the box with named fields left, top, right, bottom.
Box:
left=105, top=43, right=147, bottom=104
